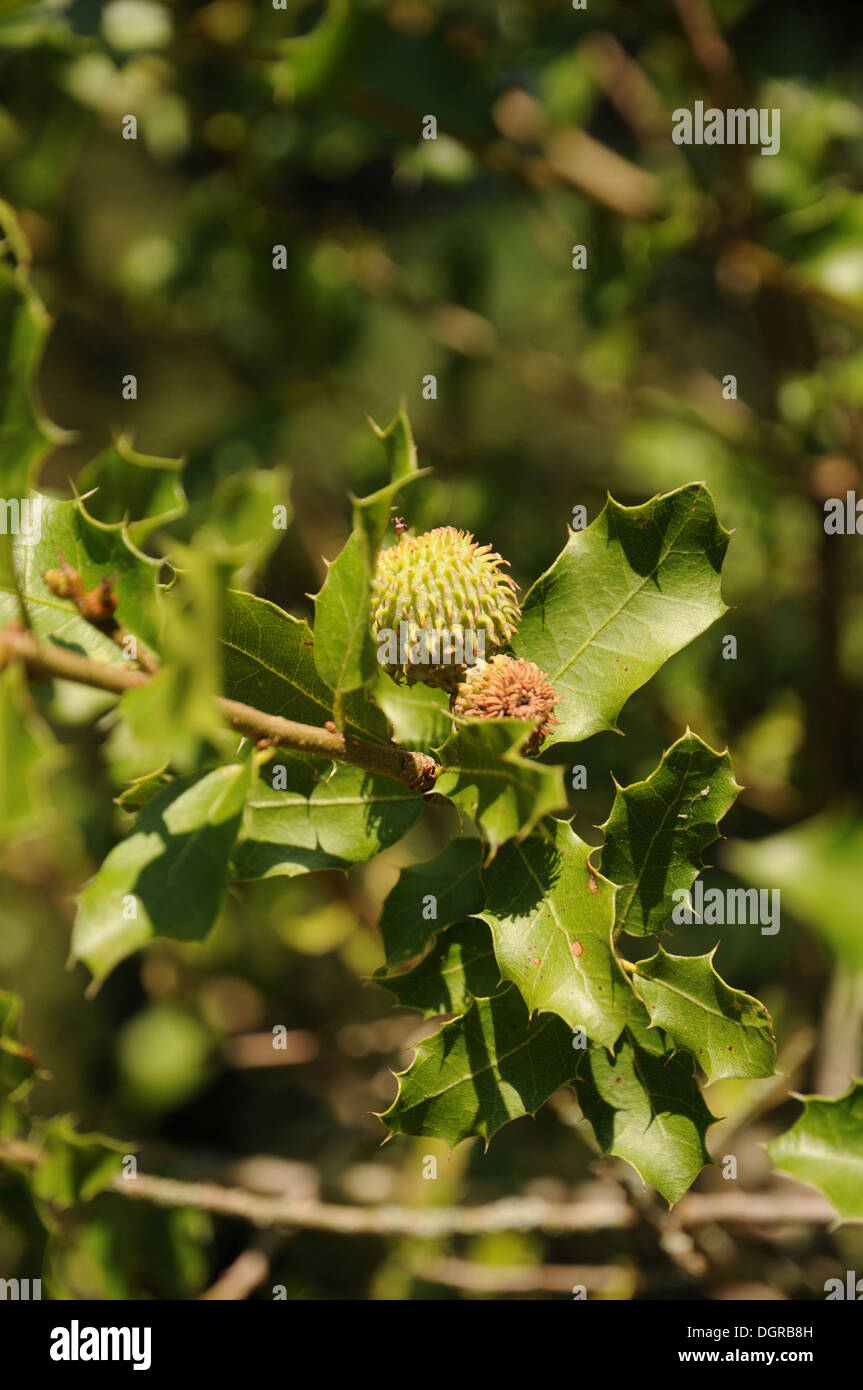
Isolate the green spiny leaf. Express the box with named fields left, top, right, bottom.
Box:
left=630, top=945, right=776, bottom=1083
left=195, top=465, right=291, bottom=577
left=0, top=660, right=63, bottom=842
left=766, top=1082, right=863, bottom=1223
left=373, top=672, right=452, bottom=750
left=478, top=817, right=635, bottom=1050
left=378, top=836, right=485, bottom=964
left=0, top=493, right=161, bottom=654
left=574, top=1012, right=715, bottom=1206
left=221, top=588, right=389, bottom=743
left=377, top=919, right=501, bottom=1018
left=312, top=529, right=379, bottom=698
left=513, top=485, right=729, bottom=743
left=0, top=989, right=39, bottom=1134
left=725, top=812, right=863, bottom=971
left=114, top=766, right=173, bottom=811
left=72, top=761, right=253, bottom=984
left=312, top=407, right=429, bottom=709
left=353, top=406, right=423, bottom=573
left=114, top=544, right=227, bottom=775
left=380, top=984, right=576, bottom=1146
left=28, top=1116, right=127, bottom=1210
left=76, top=434, right=187, bottom=544
left=600, top=730, right=742, bottom=937
left=435, top=719, right=565, bottom=851
left=232, top=751, right=422, bottom=880
left=0, top=229, right=71, bottom=494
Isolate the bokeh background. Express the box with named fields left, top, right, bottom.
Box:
left=1, top=0, right=862, bottom=1299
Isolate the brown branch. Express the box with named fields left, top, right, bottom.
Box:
left=43, top=554, right=159, bottom=674
left=721, top=239, right=863, bottom=335
left=673, top=0, right=750, bottom=227
left=198, top=1235, right=282, bottom=1301
left=672, top=0, right=741, bottom=96
left=221, top=1030, right=320, bottom=1068
left=94, top=1176, right=852, bottom=1236
left=815, top=967, right=863, bottom=1096
left=0, top=626, right=439, bottom=791
left=0, top=1142, right=838, bottom=1235
left=344, top=85, right=662, bottom=220
left=674, top=1190, right=838, bottom=1228
left=579, top=33, right=672, bottom=148
left=412, top=1255, right=633, bottom=1295
left=115, top=1175, right=639, bottom=1235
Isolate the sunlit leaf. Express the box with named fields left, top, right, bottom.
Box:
left=0, top=223, right=70, bottom=495
left=381, top=984, right=576, bottom=1146
left=479, top=817, right=635, bottom=1050
left=630, top=946, right=776, bottom=1083
left=378, top=919, right=501, bottom=1018
left=221, top=588, right=389, bottom=742
left=232, top=751, right=422, bottom=879
left=378, top=836, right=485, bottom=964
left=76, top=434, right=187, bottom=543
left=373, top=672, right=451, bottom=752
left=0, top=660, right=62, bottom=842
left=72, top=761, right=253, bottom=983
left=767, top=1082, right=863, bottom=1223
left=513, top=486, right=729, bottom=743
left=0, top=493, right=161, bottom=655
left=435, top=719, right=565, bottom=850
left=0, top=989, right=38, bottom=1135
left=114, top=545, right=226, bottom=774
left=600, top=731, right=741, bottom=937
left=725, top=812, right=863, bottom=971
left=574, top=1012, right=715, bottom=1206
left=28, top=1115, right=126, bottom=1210
left=312, top=407, right=428, bottom=710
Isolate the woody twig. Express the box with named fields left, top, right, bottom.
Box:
left=42, top=552, right=159, bottom=674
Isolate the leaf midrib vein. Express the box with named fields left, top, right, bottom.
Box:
left=412, top=1010, right=557, bottom=1105
left=548, top=510, right=694, bottom=685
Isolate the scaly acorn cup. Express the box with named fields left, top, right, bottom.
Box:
left=371, top=526, right=521, bottom=691
left=453, top=655, right=560, bottom=755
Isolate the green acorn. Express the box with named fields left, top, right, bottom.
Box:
left=371, top=526, right=521, bottom=691
left=453, top=654, right=560, bottom=754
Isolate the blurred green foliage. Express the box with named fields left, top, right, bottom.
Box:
left=0, top=0, right=862, bottom=1298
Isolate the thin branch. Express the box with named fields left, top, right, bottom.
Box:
left=0, top=628, right=149, bottom=696
left=0, top=1143, right=838, bottom=1235
left=708, top=1025, right=816, bottom=1150
left=198, top=1234, right=282, bottom=1301
left=107, top=1177, right=848, bottom=1236
left=412, top=1255, right=633, bottom=1295
left=722, top=239, right=863, bottom=334
left=673, top=0, right=750, bottom=225
left=0, top=626, right=439, bottom=790
left=672, top=0, right=742, bottom=95
left=579, top=32, right=673, bottom=148
left=815, top=967, right=863, bottom=1096
left=218, top=693, right=436, bottom=789
left=343, top=85, right=662, bottom=220
left=116, top=1175, right=638, bottom=1235
left=675, top=1190, right=838, bottom=1228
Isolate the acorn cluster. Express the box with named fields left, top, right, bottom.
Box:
left=453, top=655, right=560, bottom=755
left=371, top=526, right=520, bottom=690
left=371, top=524, right=559, bottom=753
